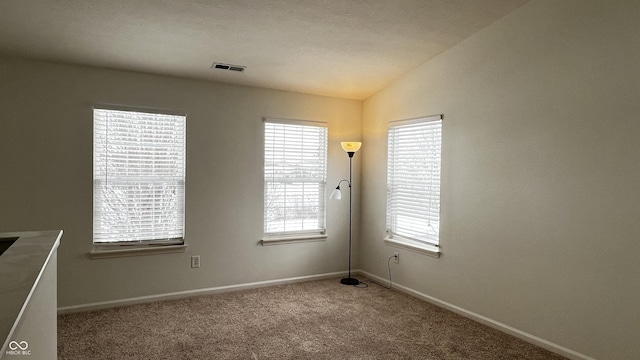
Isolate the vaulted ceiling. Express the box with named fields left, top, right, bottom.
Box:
left=0, top=0, right=529, bottom=100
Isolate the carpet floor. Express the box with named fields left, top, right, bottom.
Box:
left=58, top=277, right=567, bottom=359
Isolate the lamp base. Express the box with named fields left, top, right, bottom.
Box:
left=340, top=277, right=359, bottom=286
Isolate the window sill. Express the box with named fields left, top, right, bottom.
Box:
left=90, top=244, right=187, bottom=259
left=384, top=237, right=440, bottom=258
left=261, top=234, right=327, bottom=246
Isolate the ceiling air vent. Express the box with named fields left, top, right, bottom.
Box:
left=211, top=62, right=246, bottom=72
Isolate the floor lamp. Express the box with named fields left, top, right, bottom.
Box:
left=330, top=141, right=362, bottom=286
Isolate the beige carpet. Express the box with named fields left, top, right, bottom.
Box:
left=58, top=278, right=566, bottom=359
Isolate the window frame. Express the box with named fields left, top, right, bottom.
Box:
left=91, top=106, right=187, bottom=258
left=384, top=115, right=442, bottom=258
left=261, top=118, right=328, bottom=245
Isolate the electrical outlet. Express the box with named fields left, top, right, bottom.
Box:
left=393, top=252, right=399, bottom=264
left=191, top=255, right=200, bottom=268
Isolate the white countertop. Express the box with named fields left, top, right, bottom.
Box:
left=0, top=230, right=62, bottom=356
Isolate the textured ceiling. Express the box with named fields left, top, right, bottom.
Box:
left=0, top=0, right=529, bottom=100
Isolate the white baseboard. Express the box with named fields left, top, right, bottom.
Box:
left=57, top=271, right=347, bottom=314
left=356, top=270, right=597, bottom=360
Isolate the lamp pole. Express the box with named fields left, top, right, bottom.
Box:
left=341, top=150, right=358, bottom=286
left=330, top=142, right=361, bottom=286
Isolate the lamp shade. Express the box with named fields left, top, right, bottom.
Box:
left=341, top=142, right=361, bottom=153
left=329, top=188, right=342, bottom=200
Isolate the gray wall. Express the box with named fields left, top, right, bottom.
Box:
left=0, top=54, right=362, bottom=307
left=360, top=0, right=640, bottom=359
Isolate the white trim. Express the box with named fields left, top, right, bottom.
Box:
left=263, top=117, right=327, bottom=127
left=93, top=104, right=186, bottom=117
left=388, top=114, right=442, bottom=128
left=89, top=244, right=187, bottom=259
left=384, top=237, right=440, bottom=258
left=261, top=234, right=327, bottom=245
left=57, top=271, right=347, bottom=314
left=357, top=270, right=597, bottom=360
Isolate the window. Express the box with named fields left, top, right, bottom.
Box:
left=386, top=115, right=442, bottom=255
left=93, top=108, right=186, bottom=248
left=263, top=118, right=328, bottom=243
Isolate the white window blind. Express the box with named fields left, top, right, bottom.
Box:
left=387, top=116, right=442, bottom=246
left=264, top=119, right=328, bottom=236
left=93, top=108, right=186, bottom=244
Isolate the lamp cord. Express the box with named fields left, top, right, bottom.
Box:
left=379, top=255, right=394, bottom=289
left=355, top=255, right=395, bottom=289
